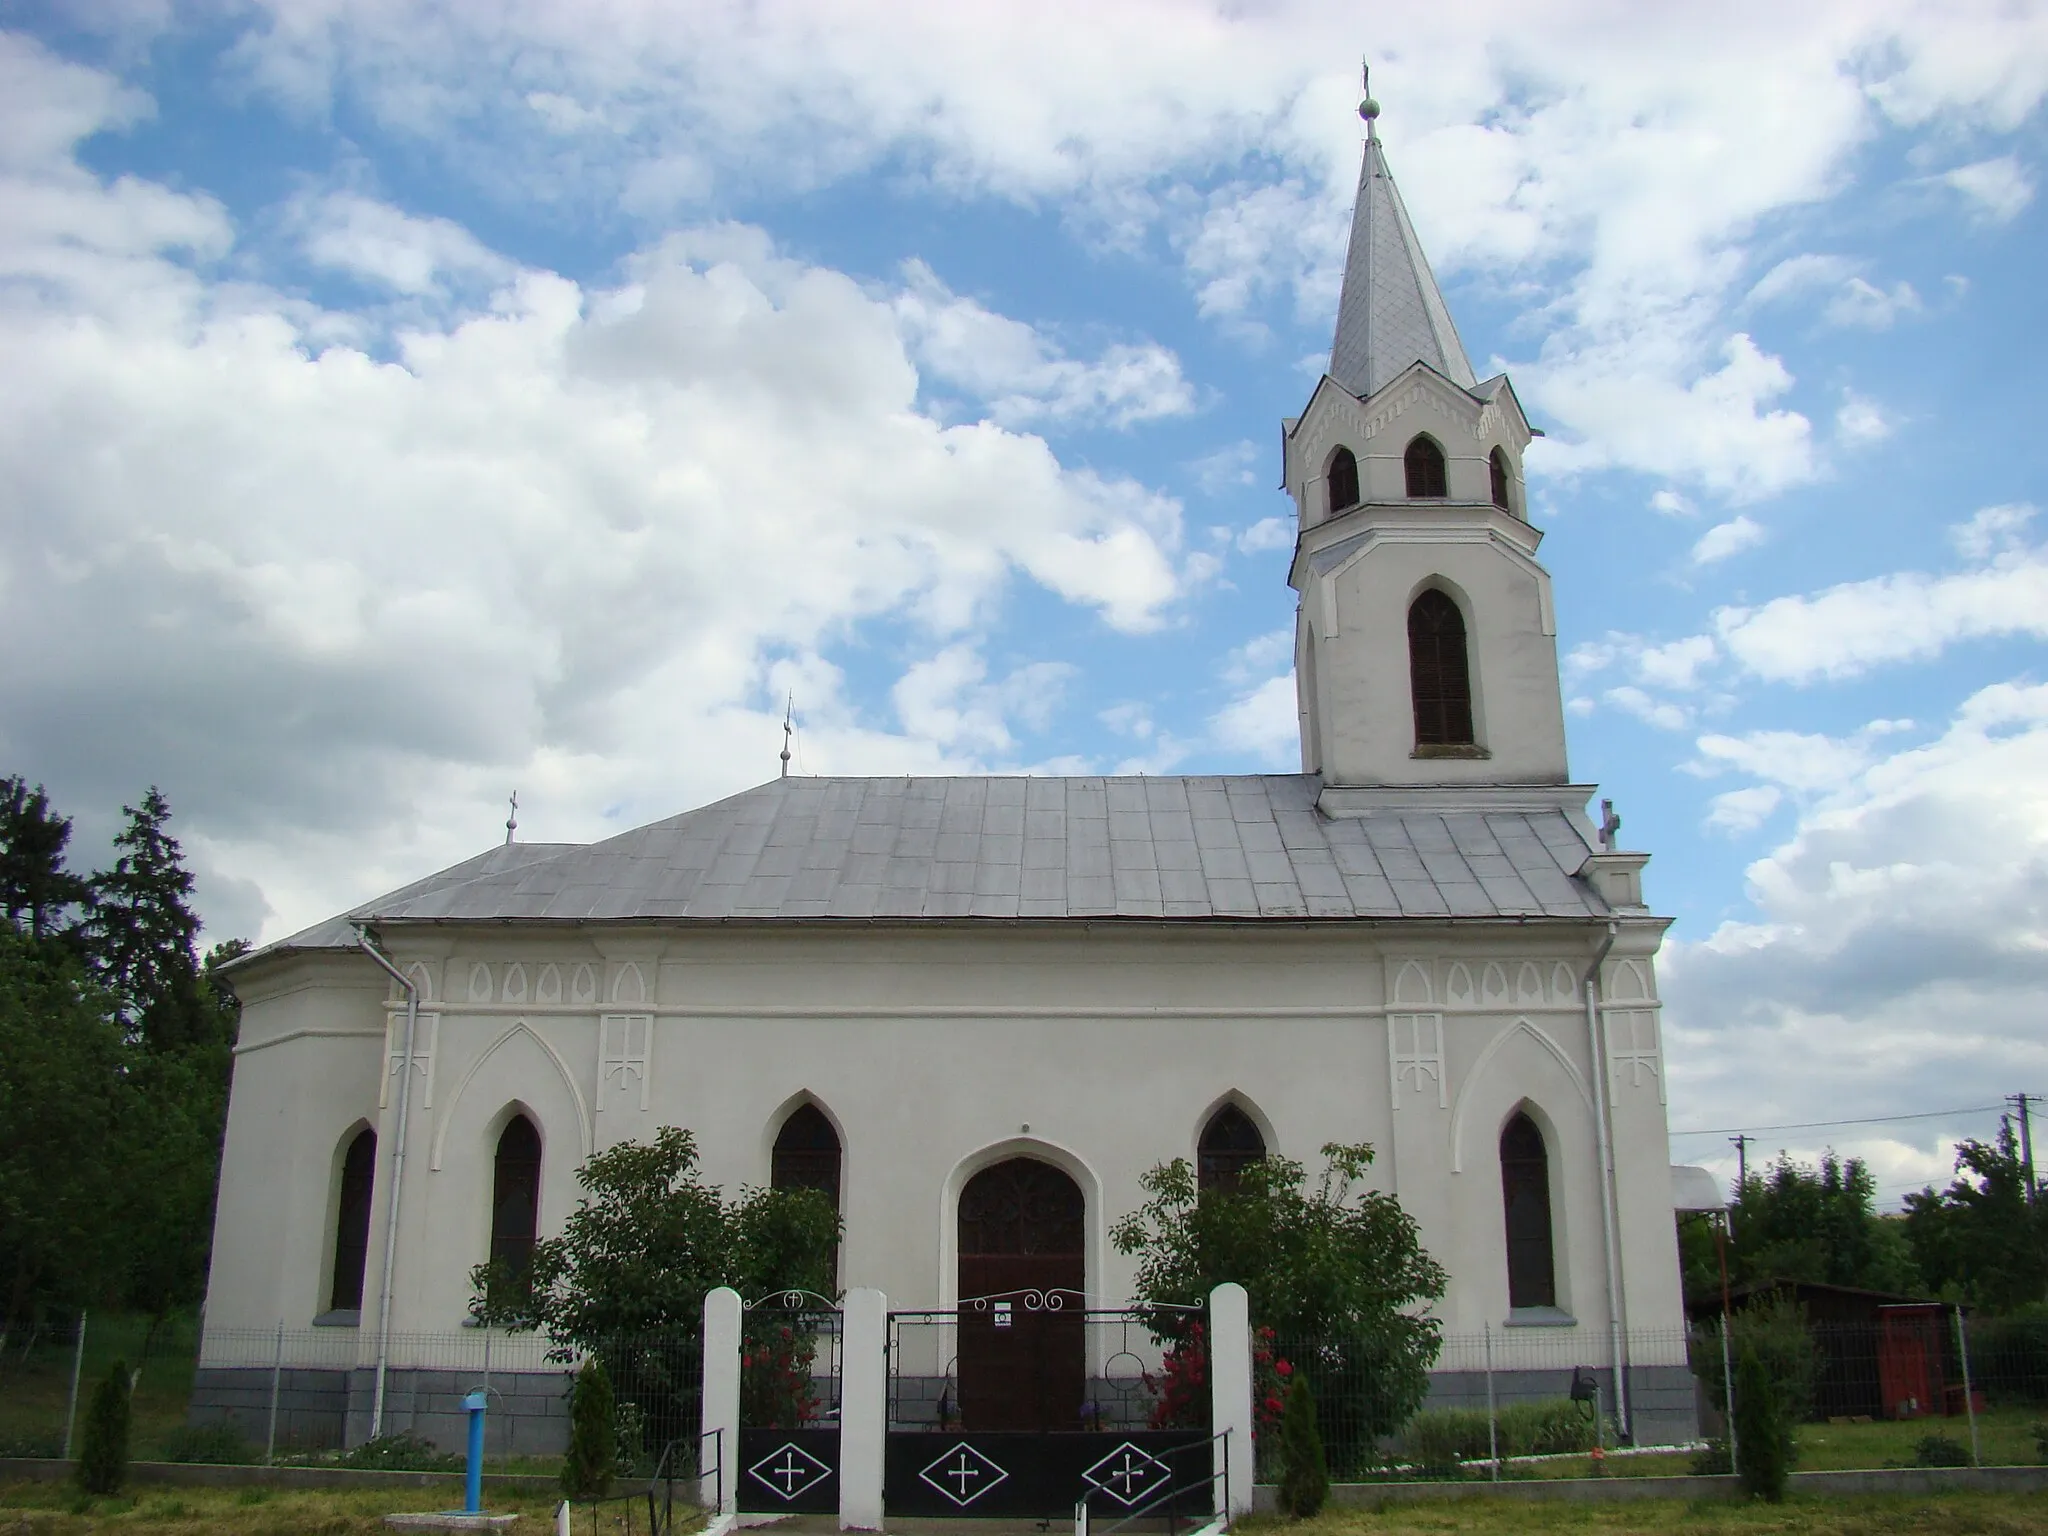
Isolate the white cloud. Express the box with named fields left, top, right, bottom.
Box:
left=1690, top=514, right=1766, bottom=566
left=1191, top=439, right=1259, bottom=495
left=1949, top=502, right=2034, bottom=560
left=1636, top=635, right=1719, bottom=691
left=1663, top=682, right=2048, bottom=1156
left=1703, top=784, right=1782, bottom=834
left=289, top=191, right=515, bottom=296
left=1690, top=729, right=1880, bottom=794
left=891, top=645, right=1074, bottom=754
left=1209, top=675, right=1298, bottom=763
left=1823, top=276, right=1921, bottom=329
left=1235, top=517, right=1294, bottom=554
left=1604, top=686, right=1690, bottom=731
left=1746, top=252, right=1857, bottom=308
left=1648, top=489, right=1694, bottom=518
left=1835, top=390, right=1895, bottom=444
left=1944, top=154, right=2035, bottom=222
left=0, top=48, right=1194, bottom=939
left=893, top=260, right=1195, bottom=429
left=1714, top=513, right=2048, bottom=681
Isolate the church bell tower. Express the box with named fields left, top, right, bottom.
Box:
left=1283, top=82, right=1568, bottom=799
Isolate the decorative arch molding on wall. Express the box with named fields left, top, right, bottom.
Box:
left=1188, top=1089, right=1277, bottom=1169
left=429, top=1019, right=591, bottom=1172
left=933, top=1135, right=1105, bottom=1310
left=610, top=962, right=647, bottom=1007
left=1448, top=1017, right=1592, bottom=1174
left=403, top=963, right=437, bottom=1005
left=536, top=963, right=563, bottom=1005
left=501, top=963, right=529, bottom=1003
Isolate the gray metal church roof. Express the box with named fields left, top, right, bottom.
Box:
left=254, top=776, right=1610, bottom=959
left=1328, top=129, right=1477, bottom=400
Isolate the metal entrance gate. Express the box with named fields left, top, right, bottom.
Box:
left=737, top=1291, right=842, bottom=1515
left=883, top=1292, right=1210, bottom=1521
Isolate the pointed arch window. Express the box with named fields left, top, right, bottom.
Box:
left=1198, top=1103, right=1267, bottom=1194
left=328, top=1127, right=376, bottom=1313
left=1501, top=1112, right=1557, bottom=1310
left=1408, top=589, right=1475, bottom=747
left=1326, top=447, right=1360, bottom=514
left=1489, top=448, right=1512, bottom=512
left=771, top=1103, right=842, bottom=1214
left=1404, top=435, right=1448, bottom=498
left=490, top=1114, right=542, bottom=1280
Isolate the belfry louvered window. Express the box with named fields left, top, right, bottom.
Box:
left=1490, top=448, right=1512, bottom=511
left=1404, top=435, right=1448, bottom=498
left=1408, top=589, right=1474, bottom=746
left=1326, top=447, right=1360, bottom=513
left=1500, top=1112, right=1557, bottom=1309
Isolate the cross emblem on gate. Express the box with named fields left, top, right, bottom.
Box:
left=1083, top=1442, right=1171, bottom=1507
left=917, top=1442, right=1009, bottom=1507
left=746, top=1440, right=831, bottom=1502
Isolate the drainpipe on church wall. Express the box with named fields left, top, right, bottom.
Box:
left=1583, top=920, right=1631, bottom=1442
left=355, top=926, right=419, bottom=1440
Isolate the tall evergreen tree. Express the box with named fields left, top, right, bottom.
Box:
left=0, top=776, right=91, bottom=942
left=87, top=788, right=218, bottom=1053
left=1705, top=1151, right=1919, bottom=1296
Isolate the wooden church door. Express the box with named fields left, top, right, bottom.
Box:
left=956, top=1158, right=1085, bottom=1430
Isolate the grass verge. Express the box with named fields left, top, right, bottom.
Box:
left=1238, top=1488, right=2048, bottom=1534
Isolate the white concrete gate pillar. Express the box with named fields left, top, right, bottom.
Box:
left=701, top=1285, right=742, bottom=1516
left=837, top=1288, right=886, bottom=1531
left=1209, top=1282, right=1253, bottom=1520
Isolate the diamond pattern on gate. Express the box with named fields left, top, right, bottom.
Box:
left=1083, top=1441, right=1174, bottom=1507
left=918, top=1441, right=1010, bottom=1507
left=746, top=1440, right=833, bottom=1502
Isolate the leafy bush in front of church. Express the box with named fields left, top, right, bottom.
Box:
left=1396, top=1398, right=1595, bottom=1470
left=1689, top=1295, right=1819, bottom=1424
left=467, top=1125, right=840, bottom=1458
left=1111, top=1141, right=1447, bottom=1474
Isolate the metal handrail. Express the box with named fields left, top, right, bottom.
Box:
left=1075, top=1427, right=1231, bottom=1536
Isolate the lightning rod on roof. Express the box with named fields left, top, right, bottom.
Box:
left=780, top=695, right=794, bottom=779
left=505, top=790, right=519, bottom=846
left=1359, top=57, right=1380, bottom=139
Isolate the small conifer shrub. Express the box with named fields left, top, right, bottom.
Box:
left=562, top=1358, right=617, bottom=1501
left=1278, top=1374, right=1329, bottom=1518
left=75, top=1359, right=132, bottom=1495
left=1733, top=1347, right=1791, bottom=1502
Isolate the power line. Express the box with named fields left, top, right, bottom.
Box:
left=1668, top=1104, right=2005, bottom=1138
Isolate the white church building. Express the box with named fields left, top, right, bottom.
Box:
left=195, top=99, right=1698, bottom=1454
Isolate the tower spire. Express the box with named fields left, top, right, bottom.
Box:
left=780, top=695, right=794, bottom=779
left=1327, top=66, right=1476, bottom=400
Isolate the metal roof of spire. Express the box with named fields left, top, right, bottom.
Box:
left=1328, top=67, right=1476, bottom=400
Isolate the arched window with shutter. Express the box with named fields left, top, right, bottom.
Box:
left=1408, top=588, right=1475, bottom=747
left=1500, top=1112, right=1557, bottom=1310
left=1489, top=448, right=1512, bottom=512
left=1404, top=435, right=1448, bottom=498
left=328, top=1126, right=376, bottom=1313
left=490, top=1114, right=542, bottom=1280
left=771, top=1102, right=842, bottom=1214
left=1326, top=447, right=1360, bottom=514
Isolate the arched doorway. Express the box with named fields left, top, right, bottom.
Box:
left=957, top=1157, right=1085, bottom=1430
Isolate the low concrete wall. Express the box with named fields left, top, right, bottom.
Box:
left=1249, top=1463, right=2048, bottom=1509
left=188, top=1366, right=574, bottom=1455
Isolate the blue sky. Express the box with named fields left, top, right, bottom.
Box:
left=3, top=2, right=2046, bottom=1206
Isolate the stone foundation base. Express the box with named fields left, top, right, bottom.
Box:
left=188, top=1366, right=574, bottom=1455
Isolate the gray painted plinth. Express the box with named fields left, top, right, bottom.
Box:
left=187, top=1366, right=573, bottom=1454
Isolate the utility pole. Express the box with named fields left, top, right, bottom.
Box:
left=2010, top=1093, right=2039, bottom=1206
left=1729, top=1134, right=1753, bottom=1197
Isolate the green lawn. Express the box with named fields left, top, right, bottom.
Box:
left=0, top=1316, right=199, bottom=1460
left=1237, top=1490, right=2048, bottom=1534
left=0, top=1480, right=579, bottom=1535
left=1796, top=1408, right=2045, bottom=1471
